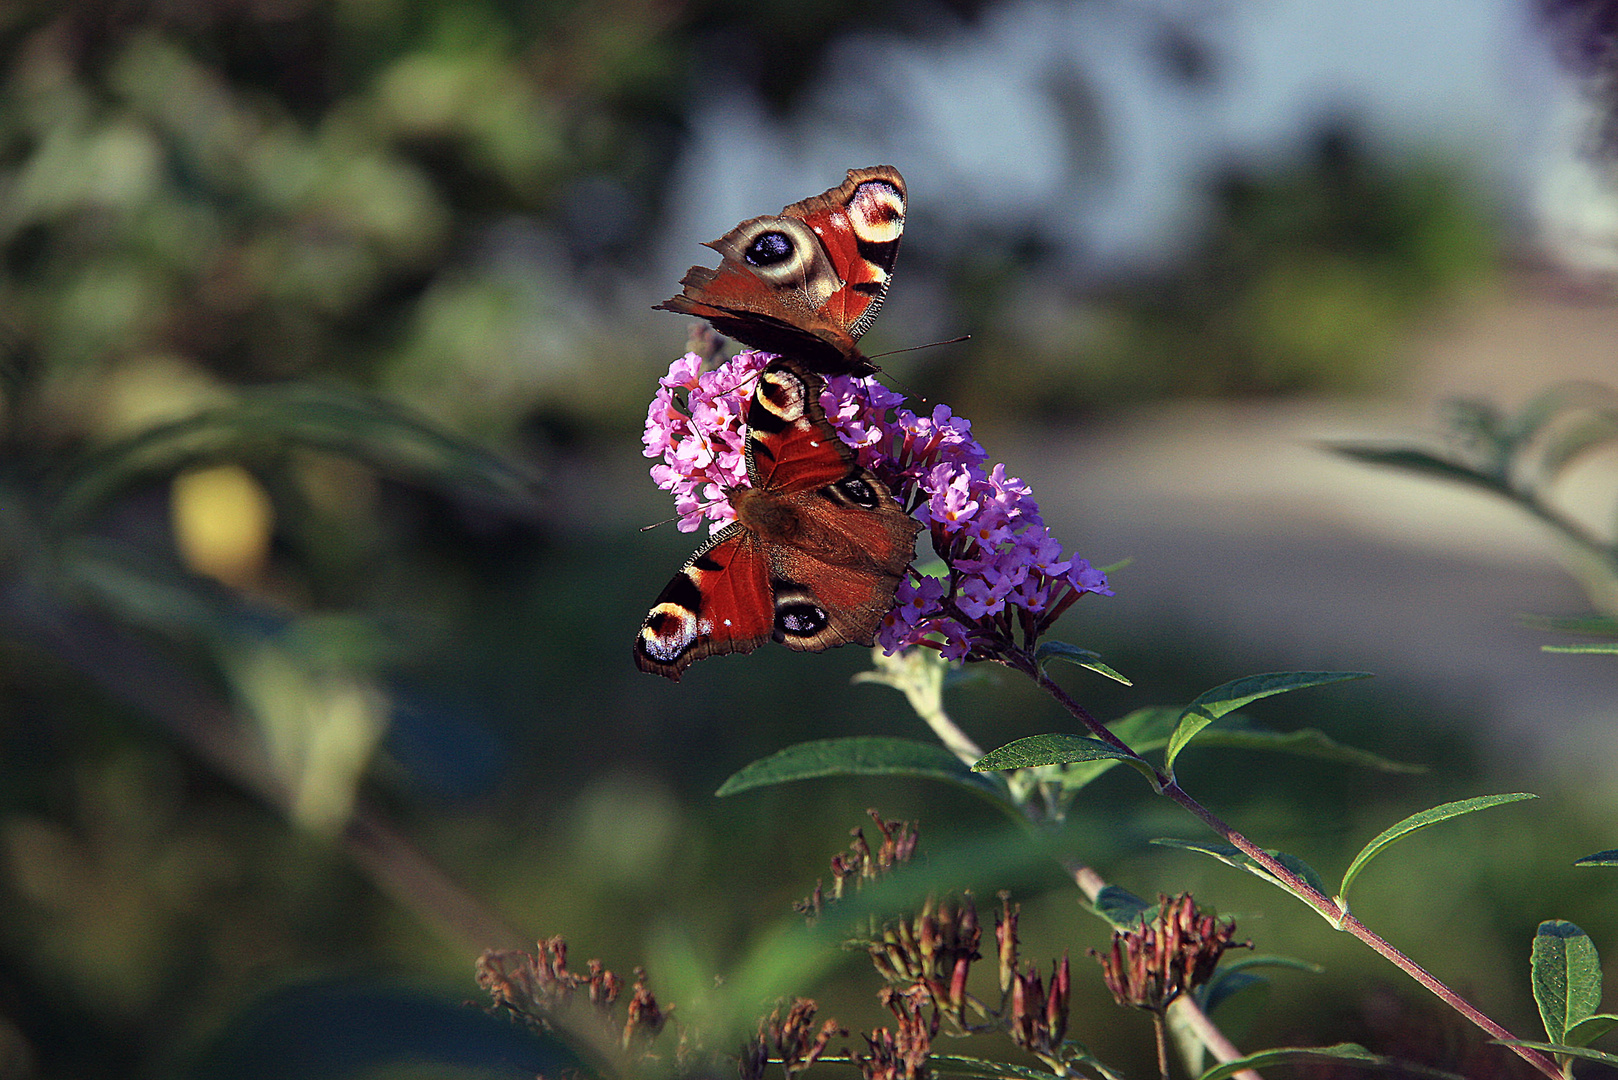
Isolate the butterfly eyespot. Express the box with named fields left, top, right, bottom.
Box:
left=837, top=476, right=880, bottom=508
left=745, top=231, right=795, bottom=266
left=776, top=600, right=830, bottom=638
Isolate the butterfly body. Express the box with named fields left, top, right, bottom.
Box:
left=656, top=166, right=907, bottom=376
left=635, top=360, right=922, bottom=680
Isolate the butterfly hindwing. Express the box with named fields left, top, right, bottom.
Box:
left=655, top=167, right=906, bottom=376
left=634, top=359, right=923, bottom=680
left=634, top=525, right=776, bottom=680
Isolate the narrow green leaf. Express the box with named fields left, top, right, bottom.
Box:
left=1574, top=850, right=1618, bottom=866
left=1035, top=641, right=1133, bottom=685
left=1164, top=672, right=1372, bottom=777
left=1338, top=793, right=1537, bottom=905
left=716, top=738, right=1006, bottom=804
left=1092, top=885, right=1153, bottom=929
left=1197, top=1043, right=1386, bottom=1080
left=930, top=1053, right=1122, bottom=1080
left=1533, top=920, right=1602, bottom=1045
left=1544, top=643, right=1618, bottom=654
left=1521, top=614, right=1618, bottom=637
left=1497, top=1040, right=1618, bottom=1066
left=1045, top=709, right=1181, bottom=792
left=1327, top=443, right=1511, bottom=494
left=927, top=1056, right=1060, bottom=1080
left=1152, top=839, right=1328, bottom=898
left=1565, top=1015, right=1618, bottom=1049
left=1190, top=726, right=1424, bottom=773
left=51, top=385, right=538, bottom=530
left=973, top=734, right=1139, bottom=771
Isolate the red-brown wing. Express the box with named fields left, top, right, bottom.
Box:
left=653, top=166, right=906, bottom=376
left=763, top=487, right=923, bottom=652
left=742, top=360, right=859, bottom=495
left=735, top=359, right=924, bottom=652
left=633, top=524, right=775, bottom=681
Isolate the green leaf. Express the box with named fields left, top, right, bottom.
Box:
left=1200, top=953, right=1325, bottom=1015
left=1190, top=726, right=1424, bottom=773
left=1337, top=793, right=1537, bottom=906
left=1197, top=1043, right=1384, bottom=1080
left=1042, top=709, right=1182, bottom=792
left=1565, top=1015, right=1618, bottom=1049
left=1152, top=838, right=1328, bottom=898
left=1521, top=614, right=1618, bottom=637
left=926, top=1056, right=1059, bottom=1080
left=1327, top=443, right=1510, bottom=494
left=1164, top=672, right=1372, bottom=777
left=973, top=734, right=1159, bottom=790
left=1497, top=1040, right=1618, bottom=1066
left=973, top=734, right=1139, bottom=770
left=1543, top=643, right=1618, bottom=654
left=1533, top=920, right=1602, bottom=1045
left=51, top=385, right=538, bottom=531
left=1575, top=850, right=1618, bottom=866
left=1034, top=641, right=1132, bottom=685
left=715, top=737, right=1007, bottom=803
left=1092, top=885, right=1153, bottom=929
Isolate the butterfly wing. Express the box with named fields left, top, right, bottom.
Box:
left=633, top=524, right=776, bottom=681
left=740, top=360, right=923, bottom=651
left=655, top=166, right=906, bottom=376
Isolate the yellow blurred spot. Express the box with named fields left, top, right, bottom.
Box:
left=171, top=464, right=274, bottom=588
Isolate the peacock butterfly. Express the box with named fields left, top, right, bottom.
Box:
left=634, top=359, right=923, bottom=680
left=656, top=166, right=906, bottom=377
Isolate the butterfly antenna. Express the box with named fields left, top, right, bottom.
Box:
left=640, top=490, right=730, bottom=532
left=862, top=335, right=968, bottom=403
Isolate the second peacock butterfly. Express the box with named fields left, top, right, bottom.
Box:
left=655, top=166, right=906, bottom=377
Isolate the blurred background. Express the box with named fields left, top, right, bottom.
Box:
left=3, top=0, right=1618, bottom=1076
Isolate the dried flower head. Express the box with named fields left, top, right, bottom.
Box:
left=1007, top=954, right=1071, bottom=1057
left=477, top=936, right=669, bottom=1059
left=643, top=351, right=1111, bottom=665
left=740, top=998, right=846, bottom=1080
left=1092, top=894, right=1249, bottom=1014
left=798, top=811, right=919, bottom=920
left=855, top=987, right=937, bottom=1080
left=867, top=893, right=981, bottom=1027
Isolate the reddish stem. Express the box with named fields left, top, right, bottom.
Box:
left=1012, top=653, right=1562, bottom=1080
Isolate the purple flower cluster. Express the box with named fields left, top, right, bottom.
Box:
left=642, top=350, right=1111, bottom=660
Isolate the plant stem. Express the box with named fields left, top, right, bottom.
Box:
left=1022, top=657, right=1563, bottom=1080
left=1152, top=1011, right=1171, bottom=1080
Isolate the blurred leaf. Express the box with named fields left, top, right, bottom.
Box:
left=1574, top=850, right=1618, bottom=866
left=1337, top=793, right=1537, bottom=906
left=1091, top=885, right=1152, bottom=929
left=1201, top=954, right=1324, bottom=1015
left=716, top=737, right=1009, bottom=806
left=1327, top=444, right=1509, bottom=491
left=1522, top=614, right=1618, bottom=637
left=1151, top=838, right=1328, bottom=899
left=51, top=385, right=539, bottom=531
left=1034, top=641, right=1132, bottom=685
left=1189, top=724, right=1424, bottom=773
left=1543, top=643, right=1618, bottom=654
left=1164, top=671, right=1372, bottom=777
left=1532, top=920, right=1602, bottom=1046
left=1565, top=1015, right=1618, bottom=1049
